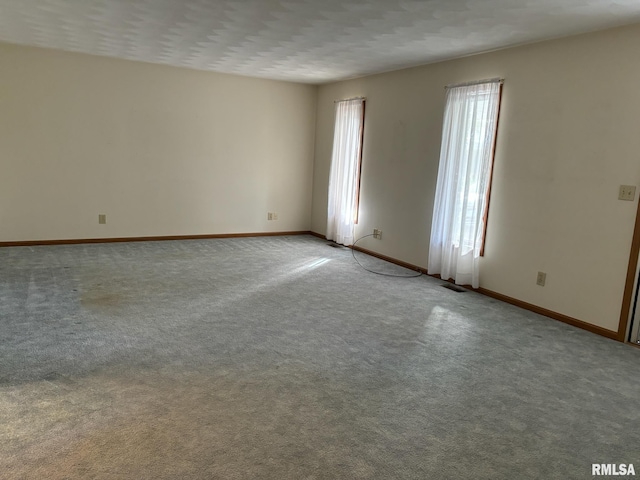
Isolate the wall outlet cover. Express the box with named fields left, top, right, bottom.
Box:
left=619, top=185, right=636, bottom=201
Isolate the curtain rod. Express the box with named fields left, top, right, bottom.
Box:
left=445, top=77, right=504, bottom=89
left=334, top=96, right=366, bottom=103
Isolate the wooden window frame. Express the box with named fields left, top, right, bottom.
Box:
left=353, top=100, right=366, bottom=224
left=479, top=84, right=503, bottom=257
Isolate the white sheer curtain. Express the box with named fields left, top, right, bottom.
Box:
left=428, top=80, right=501, bottom=288
left=327, top=98, right=364, bottom=246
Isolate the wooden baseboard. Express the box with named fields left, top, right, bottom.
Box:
left=351, top=244, right=426, bottom=274
left=475, top=288, right=618, bottom=340
left=0, top=231, right=311, bottom=247
left=325, top=236, right=620, bottom=342
left=309, top=231, right=326, bottom=240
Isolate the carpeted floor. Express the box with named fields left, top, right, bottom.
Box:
left=1, top=235, right=638, bottom=479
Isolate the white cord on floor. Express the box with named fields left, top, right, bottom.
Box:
left=351, top=234, right=423, bottom=278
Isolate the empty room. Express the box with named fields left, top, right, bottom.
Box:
left=2, top=1, right=640, bottom=478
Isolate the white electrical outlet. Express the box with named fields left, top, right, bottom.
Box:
left=619, top=185, right=636, bottom=201
left=373, top=229, right=382, bottom=239
left=268, top=212, right=273, bottom=220
left=536, top=271, right=546, bottom=286
left=272, top=212, right=278, bottom=220
left=98, top=214, right=107, bottom=225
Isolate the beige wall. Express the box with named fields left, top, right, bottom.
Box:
left=311, top=23, right=640, bottom=332
left=0, top=44, right=317, bottom=241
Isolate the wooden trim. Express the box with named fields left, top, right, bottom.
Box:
left=480, top=83, right=503, bottom=257
left=618, top=196, right=640, bottom=342
left=0, top=231, right=311, bottom=247
left=350, top=245, right=426, bottom=274
left=353, top=99, right=366, bottom=225
left=349, top=243, right=620, bottom=342
left=309, top=231, right=326, bottom=240
left=475, top=287, right=619, bottom=340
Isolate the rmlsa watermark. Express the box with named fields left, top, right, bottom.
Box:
left=592, top=464, right=636, bottom=476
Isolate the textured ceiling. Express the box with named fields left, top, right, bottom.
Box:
left=0, top=0, right=639, bottom=84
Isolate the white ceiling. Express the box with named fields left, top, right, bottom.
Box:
left=1, top=0, right=639, bottom=84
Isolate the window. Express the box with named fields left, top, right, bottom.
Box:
left=326, top=98, right=365, bottom=246
left=428, top=79, right=502, bottom=288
